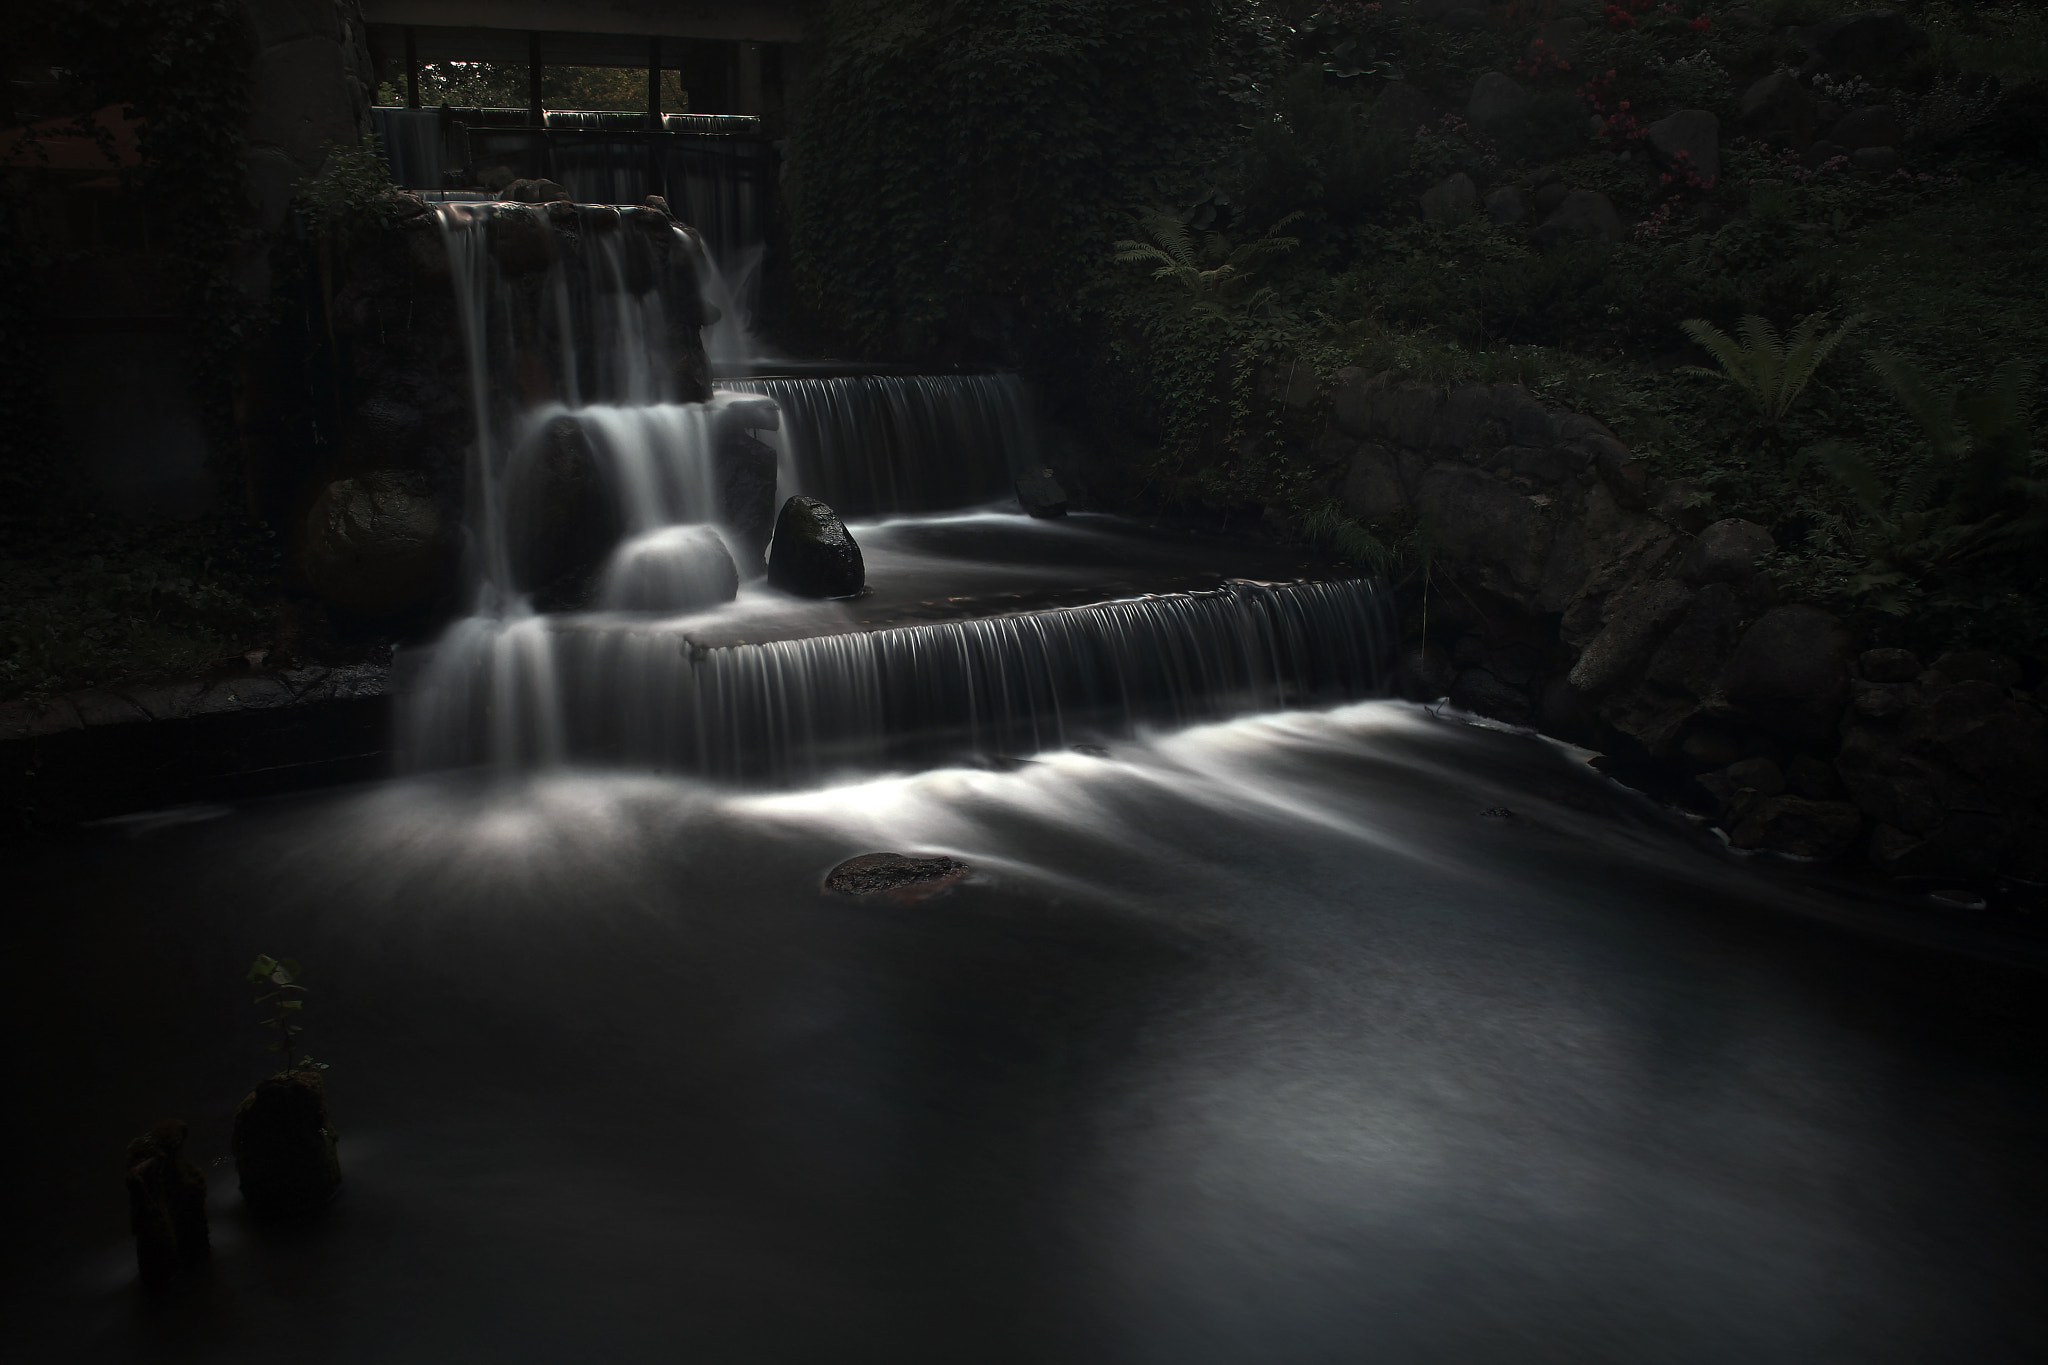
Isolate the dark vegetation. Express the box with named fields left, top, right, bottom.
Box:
left=788, top=0, right=2048, bottom=668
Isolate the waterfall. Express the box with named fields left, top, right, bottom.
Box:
left=402, top=579, right=1393, bottom=780
left=407, top=200, right=1393, bottom=784
left=724, top=374, right=1040, bottom=517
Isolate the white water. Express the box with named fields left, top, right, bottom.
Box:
left=408, top=202, right=1392, bottom=780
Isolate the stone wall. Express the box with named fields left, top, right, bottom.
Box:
left=1302, top=367, right=2046, bottom=883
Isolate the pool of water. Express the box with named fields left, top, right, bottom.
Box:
left=6, top=702, right=2045, bottom=1362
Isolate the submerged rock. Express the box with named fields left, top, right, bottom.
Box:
left=599, top=525, right=740, bottom=613
left=767, top=496, right=865, bottom=598
left=126, top=1119, right=209, bottom=1287
left=1015, top=467, right=1069, bottom=518
left=232, top=1070, right=341, bottom=1217
left=825, top=852, right=968, bottom=903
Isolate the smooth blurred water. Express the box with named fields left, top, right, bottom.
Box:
left=6, top=702, right=2044, bottom=1363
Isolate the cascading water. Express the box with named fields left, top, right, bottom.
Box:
left=403, top=198, right=1395, bottom=782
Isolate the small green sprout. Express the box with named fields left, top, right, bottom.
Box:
left=246, top=955, right=328, bottom=1074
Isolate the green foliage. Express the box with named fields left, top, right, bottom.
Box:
left=1231, top=65, right=1410, bottom=232
left=0, top=516, right=277, bottom=706
left=1298, top=500, right=1436, bottom=576
left=1113, top=210, right=1303, bottom=309
left=374, top=63, right=689, bottom=112
left=788, top=0, right=1249, bottom=355
left=1678, top=311, right=1870, bottom=424
left=247, top=955, right=327, bottom=1075
left=1803, top=355, right=2044, bottom=615
left=297, top=137, right=399, bottom=250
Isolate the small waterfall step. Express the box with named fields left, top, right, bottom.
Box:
left=401, top=568, right=1392, bottom=782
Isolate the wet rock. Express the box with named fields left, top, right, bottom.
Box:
left=1720, top=605, right=1853, bottom=743
left=1678, top=518, right=1774, bottom=586
left=1645, top=109, right=1720, bottom=184
left=1533, top=190, right=1622, bottom=249
left=504, top=416, right=622, bottom=598
left=1739, top=73, right=1817, bottom=146
left=1421, top=172, right=1478, bottom=222
left=498, top=177, right=570, bottom=203
left=126, top=1119, right=209, bottom=1287
left=1731, top=796, right=1864, bottom=858
left=825, top=852, right=968, bottom=903
left=1829, top=106, right=1906, bottom=151
left=644, top=194, right=673, bottom=217
left=1725, top=756, right=1787, bottom=798
left=1859, top=647, right=1922, bottom=682
left=1397, top=640, right=1455, bottom=700
left=1484, top=185, right=1527, bottom=225
left=1450, top=667, right=1534, bottom=725
left=302, top=470, right=450, bottom=617
left=600, top=526, right=740, bottom=612
left=1342, top=450, right=1408, bottom=522
left=484, top=203, right=555, bottom=272
left=1599, top=682, right=1699, bottom=755
left=1015, top=467, right=1069, bottom=518
left=767, top=496, right=865, bottom=598
left=232, top=1070, right=341, bottom=1217
left=716, top=430, right=779, bottom=572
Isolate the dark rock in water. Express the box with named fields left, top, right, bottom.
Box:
left=1722, top=605, right=1853, bottom=743
left=1450, top=667, right=1534, bottom=725
left=1731, top=795, right=1864, bottom=858
left=126, top=1119, right=209, bottom=1287
left=484, top=203, right=555, bottom=272
left=644, top=194, right=672, bottom=217
left=1015, top=468, right=1069, bottom=518
left=498, top=178, right=569, bottom=203
left=600, top=526, right=740, bottom=613
left=508, top=415, right=622, bottom=597
left=232, top=1070, right=341, bottom=1217
left=825, top=852, right=968, bottom=903
left=716, top=429, right=779, bottom=571
left=767, top=496, right=865, bottom=598
left=302, top=470, right=450, bottom=618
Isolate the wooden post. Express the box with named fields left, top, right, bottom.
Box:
left=404, top=27, right=420, bottom=108
left=527, top=32, right=543, bottom=127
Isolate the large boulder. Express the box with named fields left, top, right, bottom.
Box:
left=1533, top=190, right=1622, bottom=249
left=1420, top=172, right=1478, bottom=222
left=1720, top=605, right=1854, bottom=742
left=1015, top=467, right=1070, bottom=518
left=1568, top=578, right=1694, bottom=696
left=302, top=470, right=450, bottom=617
left=767, top=496, right=865, bottom=598
left=504, top=415, right=623, bottom=600
left=1677, top=518, right=1773, bottom=585
left=1645, top=109, right=1720, bottom=184
left=1467, top=72, right=1530, bottom=131
left=1739, top=72, right=1817, bottom=146
left=1484, top=185, right=1527, bottom=225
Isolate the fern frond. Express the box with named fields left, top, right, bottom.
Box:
left=1773, top=310, right=1868, bottom=419
left=1135, top=211, right=1197, bottom=269
left=1870, top=352, right=1962, bottom=457
left=1679, top=318, right=1767, bottom=411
